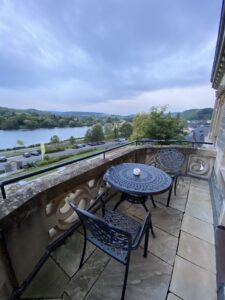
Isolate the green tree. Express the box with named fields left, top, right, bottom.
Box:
left=113, top=127, right=119, bottom=139
left=119, top=122, right=133, bottom=138
left=104, top=123, right=114, bottom=139
left=131, top=106, right=185, bottom=140
left=50, top=135, right=60, bottom=143
left=69, top=136, right=76, bottom=145
left=85, top=123, right=104, bottom=142
left=16, top=139, right=25, bottom=147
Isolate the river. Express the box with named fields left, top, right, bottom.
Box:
left=0, top=127, right=89, bottom=149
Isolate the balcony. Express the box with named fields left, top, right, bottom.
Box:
left=0, top=143, right=218, bottom=299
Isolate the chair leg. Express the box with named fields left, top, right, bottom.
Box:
left=174, top=176, right=178, bottom=196
left=150, top=195, right=156, bottom=208
left=113, top=198, right=124, bottom=211
left=79, top=237, right=87, bottom=269
left=143, top=226, right=149, bottom=257
left=166, top=185, right=173, bottom=207
left=149, top=215, right=155, bottom=238
left=121, top=258, right=130, bottom=300
left=142, top=200, right=149, bottom=212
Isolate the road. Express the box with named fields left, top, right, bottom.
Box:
left=0, top=141, right=120, bottom=170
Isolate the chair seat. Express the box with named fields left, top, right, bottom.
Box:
left=103, top=209, right=142, bottom=246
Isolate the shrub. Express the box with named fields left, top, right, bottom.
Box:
left=45, top=147, right=65, bottom=153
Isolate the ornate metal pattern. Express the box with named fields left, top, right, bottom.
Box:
left=105, top=163, right=172, bottom=195
left=155, top=148, right=185, bottom=174
left=103, top=210, right=141, bottom=244
left=76, top=209, right=135, bottom=263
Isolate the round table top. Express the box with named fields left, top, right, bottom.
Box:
left=105, top=163, right=172, bottom=195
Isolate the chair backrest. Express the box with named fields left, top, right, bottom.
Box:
left=155, top=148, right=185, bottom=173
left=69, top=202, right=132, bottom=264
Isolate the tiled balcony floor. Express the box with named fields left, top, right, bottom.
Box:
left=20, top=177, right=216, bottom=300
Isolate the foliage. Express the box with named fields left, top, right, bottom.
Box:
left=36, top=154, right=72, bottom=166
left=69, top=136, right=76, bottom=145
left=131, top=106, right=185, bottom=140
left=84, top=123, right=104, bottom=142
left=104, top=123, right=114, bottom=139
left=180, top=108, right=213, bottom=120
left=113, top=127, right=119, bottom=139
left=119, top=122, right=133, bottom=138
left=16, top=139, right=25, bottom=147
left=50, top=135, right=60, bottom=143
left=36, top=148, right=98, bottom=166
left=0, top=107, right=110, bottom=130
left=45, top=146, right=65, bottom=153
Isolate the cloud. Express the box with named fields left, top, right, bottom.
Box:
left=0, top=0, right=221, bottom=113
left=77, top=85, right=215, bottom=114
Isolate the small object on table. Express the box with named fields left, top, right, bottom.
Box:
left=133, top=168, right=141, bottom=176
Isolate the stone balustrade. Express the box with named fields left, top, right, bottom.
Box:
left=0, top=144, right=216, bottom=299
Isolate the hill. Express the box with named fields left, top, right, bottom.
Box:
left=0, top=107, right=108, bottom=118
left=180, top=108, right=213, bottom=120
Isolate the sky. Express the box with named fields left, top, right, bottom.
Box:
left=0, top=0, right=222, bottom=114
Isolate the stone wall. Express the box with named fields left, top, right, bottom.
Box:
left=0, top=145, right=217, bottom=299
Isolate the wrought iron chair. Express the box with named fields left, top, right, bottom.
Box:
left=152, top=148, right=185, bottom=206
left=69, top=195, right=154, bottom=300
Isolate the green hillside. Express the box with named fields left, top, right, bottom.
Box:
left=180, top=108, right=213, bottom=120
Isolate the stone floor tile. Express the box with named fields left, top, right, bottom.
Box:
left=65, top=249, right=110, bottom=300
left=190, top=178, right=210, bottom=191
left=141, top=226, right=178, bottom=266
left=21, top=258, right=69, bottom=299
left=170, top=256, right=216, bottom=300
left=154, top=178, right=189, bottom=212
left=185, top=197, right=213, bottom=224
left=188, top=184, right=211, bottom=201
left=154, top=192, right=188, bottom=212
left=151, top=204, right=183, bottom=237
left=86, top=248, right=172, bottom=300
left=167, top=292, right=183, bottom=299
left=181, top=213, right=215, bottom=244
left=52, top=230, right=95, bottom=277
left=177, top=231, right=216, bottom=274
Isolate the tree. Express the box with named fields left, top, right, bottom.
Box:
left=16, top=139, right=25, bottom=148
left=104, top=123, right=114, bottom=139
left=50, top=135, right=60, bottom=143
left=131, top=106, right=185, bottom=140
left=69, top=136, right=76, bottom=145
left=120, top=122, right=133, bottom=138
left=85, top=123, right=104, bottom=142
left=113, top=127, right=119, bottom=139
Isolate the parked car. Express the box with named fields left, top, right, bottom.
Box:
left=31, top=151, right=40, bottom=156
left=87, top=142, right=97, bottom=146
left=77, top=144, right=86, bottom=148
left=0, top=156, right=7, bottom=162
left=23, top=152, right=31, bottom=158
left=116, top=138, right=127, bottom=144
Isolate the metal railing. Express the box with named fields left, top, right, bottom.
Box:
left=0, top=139, right=213, bottom=199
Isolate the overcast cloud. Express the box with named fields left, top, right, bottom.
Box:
left=0, top=0, right=221, bottom=114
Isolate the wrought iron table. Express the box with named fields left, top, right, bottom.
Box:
left=105, top=163, right=173, bottom=211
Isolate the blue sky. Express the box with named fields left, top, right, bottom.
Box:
left=0, top=0, right=222, bottom=114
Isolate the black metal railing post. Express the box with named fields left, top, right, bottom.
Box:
left=0, top=185, right=6, bottom=199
